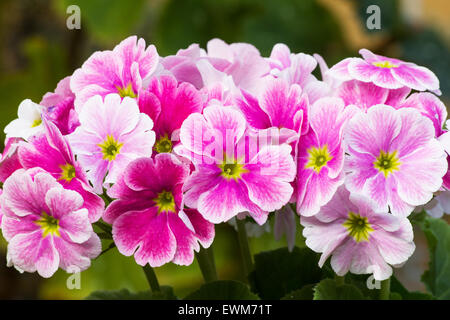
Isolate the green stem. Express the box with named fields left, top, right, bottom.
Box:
left=379, top=278, right=391, bottom=300
left=236, top=218, right=254, bottom=278
left=195, top=246, right=218, bottom=283
left=142, top=265, right=161, bottom=293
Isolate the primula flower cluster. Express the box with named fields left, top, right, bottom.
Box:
left=0, top=36, right=447, bottom=281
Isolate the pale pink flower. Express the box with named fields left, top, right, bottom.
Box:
left=176, top=104, right=296, bottom=225
left=297, top=97, right=358, bottom=216
left=328, top=49, right=440, bottom=92
left=71, top=36, right=159, bottom=111
left=345, top=105, right=447, bottom=217
left=1, top=169, right=101, bottom=278
left=68, top=94, right=155, bottom=193
left=302, top=186, right=415, bottom=281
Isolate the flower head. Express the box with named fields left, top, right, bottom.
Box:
left=104, top=153, right=214, bottom=267
left=176, top=104, right=296, bottom=224
left=328, top=49, right=440, bottom=92
left=296, top=98, right=358, bottom=216
left=71, top=36, right=159, bottom=110
left=1, top=169, right=101, bottom=278
left=301, top=187, right=415, bottom=281
left=68, top=94, right=155, bottom=193
left=345, top=105, right=447, bottom=217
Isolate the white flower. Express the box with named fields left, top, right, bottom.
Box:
left=4, top=99, right=44, bottom=140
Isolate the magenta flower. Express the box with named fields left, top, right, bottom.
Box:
left=104, top=154, right=214, bottom=267
left=18, top=119, right=104, bottom=222
left=40, top=76, right=79, bottom=135
left=0, top=189, right=3, bottom=228
left=138, top=75, right=202, bottom=154
left=328, top=49, right=440, bottom=92
left=345, top=105, right=447, bottom=217
left=71, top=36, right=159, bottom=110
left=235, top=77, right=309, bottom=141
left=0, top=138, right=22, bottom=183
left=176, top=105, right=296, bottom=224
left=68, top=94, right=155, bottom=193
left=296, top=98, right=358, bottom=216
left=301, top=186, right=415, bottom=281
left=1, top=169, right=101, bottom=278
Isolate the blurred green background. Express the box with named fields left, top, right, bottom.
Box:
left=0, top=0, right=449, bottom=299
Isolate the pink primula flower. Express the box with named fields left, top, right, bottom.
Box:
left=40, top=76, right=79, bottom=135
left=176, top=104, right=296, bottom=225
left=18, top=120, right=104, bottom=222
left=138, top=75, right=203, bottom=154
left=416, top=190, right=450, bottom=219
left=104, top=154, right=215, bottom=267
left=296, top=97, right=358, bottom=216
left=396, top=92, right=447, bottom=138
left=268, top=44, right=328, bottom=104
left=328, top=49, right=440, bottom=92
left=204, top=39, right=270, bottom=93
left=301, top=186, right=415, bottom=281
left=235, top=77, right=308, bottom=143
left=345, top=105, right=447, bottom=217
left=162, top=44, right=207, bottom=89
left=71, top=36, right=159, bottom=110
left=1, top=169, right=101, bottom=278
left=335, top=80, right=410, bottom=112
left=68, top=94, right=155, bottom=193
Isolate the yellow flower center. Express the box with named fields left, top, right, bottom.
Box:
left=116, top=83, right=137, bottom=98
left=31, top=118, right=42, bottom=128
left=153, top=190, right=176, bottom=213
left=373, top=150, right=401, bottom=178
left=98, top=134, right=123, bottom=161
left=218, top=156, right=248, bottom=180
left=305, top=145, right=333, bottom=173
left=343, top=211, right=374, bottom=242
left=35, top=212, right=60, bottom=238
left=154, top=135, right=173, bottom=153
left=372, top=60, right=398, bottom=69
left=59, top=163, right=76, bottom=182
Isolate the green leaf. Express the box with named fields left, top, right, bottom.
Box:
left=313, top=279, right=366, bottom=300
left=184, top=280, right=259, bottom=300
left=249, top=246, right=324, bottom=299
left=390, top=276, right=434, bottom=300
left=281, top=284, right=315, bottom=300
left=419, top=217, right=450, bottom=299
left=86, top=286, right=177, bottom=300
